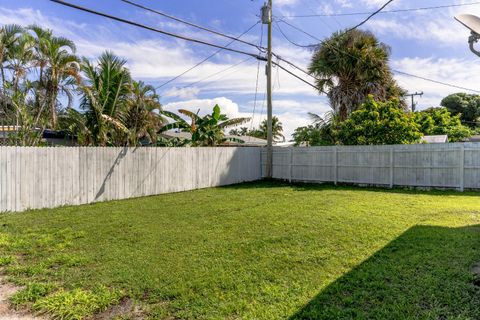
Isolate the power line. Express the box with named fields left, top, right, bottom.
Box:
left=183, top=57, right=254, bottom=89
left=344, top=0, right=395, bottom=33
left=250, top=24, right=265, bottom=131
left=273, top=61, right=319, bottom=91
left=121, top=0, right=265, bottom=52
left=50, top=0, right=267, bottom=61
left=392, top=70, right=480, bottom=94
left=157, top=22, right=260, bottom=89
left=274, top=20, right=314, bottom=48
left=277, top=18, right=480, bottom=94
left=282, top=1, right=480, bottom=18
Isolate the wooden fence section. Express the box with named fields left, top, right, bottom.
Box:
left=263, top=143, right=480, bottom=190
left=0, top=147, right=262, bottom=212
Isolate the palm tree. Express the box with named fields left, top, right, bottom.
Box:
left=258, top=116, right=285, bottom=142
left=30, top=27, right=79, bottom=129
left=229, top=126, right=249, bottom=136
left=0, top=24, right=23, bottom=121
left=161, top=104, right=250, bottom=146
left=124, top=81, right=165, bottom=146
left=309, top=29, right=404, bottom=121
left=80, top=51, right=131, bottom=146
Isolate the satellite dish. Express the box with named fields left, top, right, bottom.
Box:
left=455, top=14, right=480, bottom=35
left=455, top=14, right=480, bottom=57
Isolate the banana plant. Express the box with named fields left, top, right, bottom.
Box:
left=160, top=104, right=250, bottom=146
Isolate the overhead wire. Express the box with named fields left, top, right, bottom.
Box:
left=50, top=0, right=267, bottom=61
left=250, top=23, right=265, bottom=131
left=121, top=0, right=266, bottom=52
left=182, top=57, right=254, bottom=89
left=276, top=17, right=480, bottom=94
left=156, top=21, right=260, bottom=89
left=282, top=1, right=480, bottom=18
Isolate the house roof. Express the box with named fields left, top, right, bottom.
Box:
left=466, top=135, right=480, bottom=142
left=420, top=135, right=449, bottom=144
left=161, top=131, right=268, bottom=146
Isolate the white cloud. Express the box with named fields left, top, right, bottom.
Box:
left=163, top=96, right=325, bottom=140
left=392, top=56, right=480, bottom=109
left=163, top=87, right=200, bottom=99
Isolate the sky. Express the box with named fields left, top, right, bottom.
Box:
left=1, top=0, right=480, bottom=139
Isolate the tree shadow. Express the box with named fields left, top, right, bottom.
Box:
left=222, top=180, right=480, bottom=197
left=289, top=224, right=480, bottom=320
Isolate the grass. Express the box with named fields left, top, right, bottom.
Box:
left=0, top=181, right=479, bottom=319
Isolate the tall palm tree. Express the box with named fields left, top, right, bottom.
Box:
left=30, top=27, right=79, bottom=129
left=123, top=81, right=165, bottom=146
left=161, top=104, right=250, bottom=146
left=80, top=51, right=132, bottom=146
left=0, top=25, right=24, bottom=123
left=5, top=32, right=34, bottom=94
left=309, top=29, right=404, bottom=121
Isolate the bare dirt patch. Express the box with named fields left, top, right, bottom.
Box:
left=0, top=278, right=43, bottom=320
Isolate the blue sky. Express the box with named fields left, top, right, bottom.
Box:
left=1, top=0, right=479, bottom=138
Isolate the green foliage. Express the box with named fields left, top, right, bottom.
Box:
left=258, top=116, right=285, bottom=142
left=10, top=282, right=55, bottom=307
left=33, top=287, right=122, bottom=320
left=0, top=182, right=479, bottom=319
left=160, top=104, right=250, bottom=146
left=337, top=96, right=421, bottom=145
left=0, top=24, right=164, bottom=147
left=230, top=117, right=285, bottom=142
left=441, top=92, right=480, bottom=128
left=0, top=255, right=16, bottom=266
left=292, top=125, right=335, bottom=146
left=414, top=107, right=472, bottom=142
left=309, top=29, right=405, bottom=120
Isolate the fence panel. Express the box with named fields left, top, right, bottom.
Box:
left=0, top=147, right=262, bottom=212
left=264, top=143, right=480, bottom=190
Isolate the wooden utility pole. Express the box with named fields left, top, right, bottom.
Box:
left=263, top=0, right=273, bottom=178
left=405, top=91, right=423, bottom=112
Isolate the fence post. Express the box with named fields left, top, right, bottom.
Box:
left=334, top=146, right=338, bottom=186
left=389, top=147, right=394, bottom=189
left=289, top=147, right=293, bottom=182
left=459, top=144, right=465, bottom=192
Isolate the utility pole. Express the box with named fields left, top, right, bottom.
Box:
left=262, top=0, right=273, bottom=178
left=405, top=91, right=423, bottom=112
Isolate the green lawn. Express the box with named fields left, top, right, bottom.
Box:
left=0, top=181, right=479, bottom=319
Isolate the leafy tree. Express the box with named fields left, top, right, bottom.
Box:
left=337, top=95, right=421, bottom=145
left=309, top=29, right=405, bottom=121
left=293, top=112, right=337, bottom=146
left=414, top=107, right=472, bottom=142
left=440, top=93, right=480, bottom=128
left=161, top=105, right=250, bottom=146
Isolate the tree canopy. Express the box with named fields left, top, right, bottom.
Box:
left=309, top=29, right=405, bottom=121
left=414, top=107, right=472, bottom=142
left=440, top=93, right=480, bottom=128
left=337, top=96, right=421, bottom=145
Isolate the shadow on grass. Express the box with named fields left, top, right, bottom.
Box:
left=289, top=224, right=480, bottom=320
left=222, top=179, right=480, bottom=197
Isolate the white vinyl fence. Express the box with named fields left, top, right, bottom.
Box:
left=0, top=147, right=262, bottom=212
left=263, top=143, right=480, bottom=190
